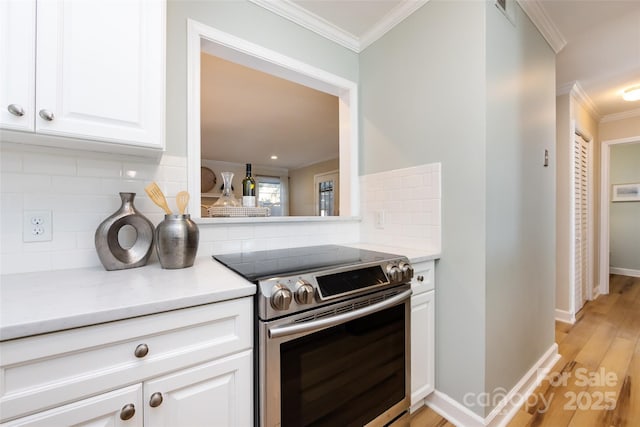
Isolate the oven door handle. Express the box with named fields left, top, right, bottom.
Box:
left=268, top=289, right=412, bottom=339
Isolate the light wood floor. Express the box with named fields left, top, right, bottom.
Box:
left=396, top=274, right=640, bottom=427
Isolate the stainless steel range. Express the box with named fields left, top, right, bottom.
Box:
left=213, top=245, right=413, bottom=427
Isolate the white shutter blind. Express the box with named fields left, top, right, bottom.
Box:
left=574, top=136, right=589, bottom=310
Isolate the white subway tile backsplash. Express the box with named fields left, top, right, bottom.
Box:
left=23, top=153, right=77, bottom=176
left=122, top=162, right=160, bottom=181
left=359, top=162, right=441, bottom=252
left=1, top=251, right=52, bottom=274
left=100, top=178, right=148, bottom=195
left=1, top=173, right=51, bottom=193
left=1, top=145, right=365, bottom=273
left=51, top=249, right=99, bottom=270
left=75, top=231, right=97, bottom=249
left=158, top=165, right=187, bottom=182
left=51, top=176, right=102, bottom=194
left=77, top=159, right=122, bottom=178
left=0, top=232, right=22, bottom=253
left=1, top=150, right=22, bottom=172
left=1, top=145, right=439, bottom=274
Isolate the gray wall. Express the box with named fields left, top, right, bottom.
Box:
left=360, top=0, right=488, bottom=410
left=484, top=1, right=556, bottom=411
left=610, top=143, right=640, bottom=271
left=360, top=0, right=556, bottom=417
left=166, top=0, right=359, bottom=156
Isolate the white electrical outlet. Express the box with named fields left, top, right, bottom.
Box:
left=374, top=210, right=385, bottom=229
left=23, top=210, right=52, bottom=242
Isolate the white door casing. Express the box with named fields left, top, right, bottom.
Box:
left=599, top=136, right=640, bottom=295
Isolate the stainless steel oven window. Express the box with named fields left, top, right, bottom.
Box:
left=259, top=287, right=411, bottom=427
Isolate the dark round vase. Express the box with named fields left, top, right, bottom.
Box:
left=95, top=192, right=155, bottom=270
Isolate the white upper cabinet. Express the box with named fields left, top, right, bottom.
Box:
left=1, top=0, right=165, bottom=152
left=0, top=0, right=36, bottom=133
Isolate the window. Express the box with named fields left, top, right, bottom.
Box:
left=257, top=176, right=283, bottom=216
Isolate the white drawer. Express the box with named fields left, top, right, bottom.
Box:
left=0, top=297, right=252, bottom=422
left=411, top=260, right=435, bottom=295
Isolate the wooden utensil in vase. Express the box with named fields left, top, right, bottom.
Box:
left=144, top=182, right=172, bottom=215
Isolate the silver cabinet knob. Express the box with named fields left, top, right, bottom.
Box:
left=149, top=392, right=163, bottom=408
left=134, top=343, right=149, bottom=358
left=295, top=280, right=315, bottom=305
left=7, top=104, right=24, bottom=117
left=271, top=284, right=292, bottom=311
left=119, top=403, right=136, bottom=420
left=38, top=109, right=54, bottom=121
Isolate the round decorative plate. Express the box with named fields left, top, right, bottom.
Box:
left=201, top=167, right=216, bottom=193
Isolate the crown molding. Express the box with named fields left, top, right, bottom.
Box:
left=249, top=0, right=360, bottom=52
left=516, top=0, right=566, bottom=53
left=359, top=0, right=429, bottom=51
left=559, top=81, right=600, bottom=120
left=249, top=0, right=428, bottom=53
left=600, top=107, right=640, bottom=123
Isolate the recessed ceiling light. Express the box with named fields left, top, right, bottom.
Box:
left=622, top=86, right=640, bottom=102
left=270, top=155, right=278, bottom=160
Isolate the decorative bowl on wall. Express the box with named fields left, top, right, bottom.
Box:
left=201, top=166, right=216, bottom=193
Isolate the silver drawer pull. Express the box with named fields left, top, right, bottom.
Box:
left=7, top=104, right=25, bottom=117
left=134, top=343, right=149, bottom=358
left=38, top=109, right=54, bottom=121
left=149, top=392, right=163, bottom=407
left=119, top=403, right=136, bottom=420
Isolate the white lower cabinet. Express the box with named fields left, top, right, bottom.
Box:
left=144, top=351, right=252, bottom=427
left=0, top=298, right=253, bottom=426
left=1, top=385, right=144, bottom=427
left=410, top=260, right=436, bottom=412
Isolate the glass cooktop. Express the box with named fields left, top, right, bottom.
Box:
left=212, top=245, right=402, bottom=282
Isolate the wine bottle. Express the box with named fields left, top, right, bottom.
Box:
left=242, top=163, right=256, bottom=207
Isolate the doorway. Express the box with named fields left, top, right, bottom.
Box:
left=314, top=170, right=339, bottom=216
left=600, top=137, right=640, bottom=294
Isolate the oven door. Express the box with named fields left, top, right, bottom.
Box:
left=259, top=285, right=411, bottom=427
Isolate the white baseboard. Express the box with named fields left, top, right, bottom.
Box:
left=425, top=343, right=560, bottom=427
left=425, top=390, right=485, bottom=427
left=555, top=308, right=575, bottom=324
left=610, top=267, right=640, bottom=278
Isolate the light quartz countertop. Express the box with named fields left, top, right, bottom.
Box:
left=0, top=244, right=439, bottom=342
left=0, top=257, right=255, bottom=341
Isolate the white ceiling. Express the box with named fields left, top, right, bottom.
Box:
left=200, top=53, right=339, bottom=170
left=202, top=0, right=640, bottom=170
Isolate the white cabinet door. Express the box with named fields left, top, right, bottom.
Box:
left=34, top=0, right=164, bottom=148
left=144, top=350, right=253, bottom=427
left=0, top=0, right=36, bottom=132
left=410, top=290, right=435, bottom=408
left=1, top=385, right=143, bottom=427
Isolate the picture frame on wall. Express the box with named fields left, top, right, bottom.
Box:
left=612, top=183, right=640, bottom=202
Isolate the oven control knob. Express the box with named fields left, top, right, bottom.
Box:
left=386, top=264, right=401, bottom=283
left=295, top=280, right=315, bottom=305
left=271, top=284, right=293, bottom=311
left=399, top=262, right=414, bottom=282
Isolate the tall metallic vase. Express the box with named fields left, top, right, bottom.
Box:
left=95, top=192, right=154, bottom=270
left=155, top=214, right=199, bottom=269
